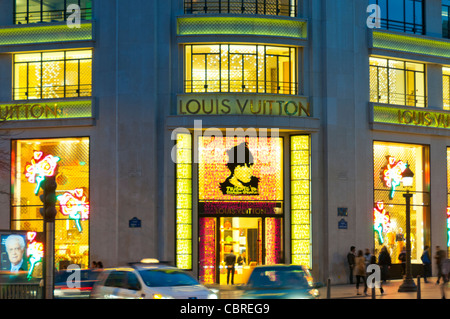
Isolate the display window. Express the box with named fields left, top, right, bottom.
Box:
left=185, top=44, right=297, bottom=95
left=11, top=137, right=90, bottom=273
left=197, top=136, right=283, bottom=284
left=373, top=141, right=430, bottom=265
left=13, top=50, right=92, bottom=101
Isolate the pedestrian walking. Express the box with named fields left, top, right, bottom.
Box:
left=355, top=250, right=368, bottom=296
left=347, top=246, right=356, bottom=284
left=421, top=246, right=431, bottom=283
left=398, top=248, right=406, bottom=276
left=378, top=246, right=391, bottom=293
left=434, top=246, right=446, bottom=284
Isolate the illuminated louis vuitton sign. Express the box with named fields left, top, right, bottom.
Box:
left=177, top=94, right=310, bottom=117
left=0, top=100, right=92, bottom=121
left=373, top=104, right=450, bottom=130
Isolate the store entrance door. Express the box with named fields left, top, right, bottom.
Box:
left=219, top=217, right=262, bottom=285
left=198, top=216, right=283, bottom=285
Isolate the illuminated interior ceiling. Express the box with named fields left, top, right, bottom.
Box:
left=371, top=30, right=450, bottom=60
left=0, top=22, right=92, bottom=46
left=177, top=16, right=307, bottom=39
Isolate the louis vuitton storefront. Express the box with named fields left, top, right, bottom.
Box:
left=173, top=128, right=313, bottom=285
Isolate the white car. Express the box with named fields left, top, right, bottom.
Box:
left=90, top=260, right=218, bottom=299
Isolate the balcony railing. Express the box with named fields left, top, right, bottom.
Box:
left=185, top=79, right=298, bottom=95
left=184, top=0, right=297, bottom=17
left=13, top=84, right=92, bottom=101
left=370, top=91, right=427, bottom=108
left=14, top=8, right=92, bottom=25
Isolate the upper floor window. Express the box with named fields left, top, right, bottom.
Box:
left=14, top=0, right=92, bottom=25
left=370, top=57, right=426, bottom=107
left=185, top=44, right=298, bottom=95
left=443, top=0, right=450, bottom=39
left=444, top=67, right=450, bottom=110
left=13, top=50, right=92, bottom=100
left=369, top=0, right=424, bottom=34
left=184, top=0, right=297, bottom=17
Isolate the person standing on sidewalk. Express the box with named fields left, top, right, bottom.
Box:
left=347, top=246, right=356, bottom=284
left=355, top=250, right=368, bottom=296
left=421, top=246, right=432, bottom=283
left=378, top=246, right=391, bottom=286
left=434, top=246, right=446, bottom=284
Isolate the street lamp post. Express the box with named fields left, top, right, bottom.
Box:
left=398, top=164, right=417, bottom=292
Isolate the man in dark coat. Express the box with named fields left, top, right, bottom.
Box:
left=225, top=250, right=237, bottom=285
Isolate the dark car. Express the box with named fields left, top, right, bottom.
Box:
left=240, top=265, right=321, bottom=299
left=54, top=268, right=103, bottom=299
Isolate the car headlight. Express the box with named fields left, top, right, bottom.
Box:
left=207, top=292, right=218, bottom=299
left=308, top=289, right=320, bottom=298
left=153, top=293, right=174, bottom=299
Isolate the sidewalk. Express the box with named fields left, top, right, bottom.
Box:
left=318, top=277, right=448, bottom=299
left=210, top=277, right=448, bottom=299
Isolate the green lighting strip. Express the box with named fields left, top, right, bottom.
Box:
left=0, top=99, right=92, bottom=121
left=177, top=16, right=307, bottom=39
left=0, top=22, right=92, bottom=46
left=371, top=30, right=450, bottom=59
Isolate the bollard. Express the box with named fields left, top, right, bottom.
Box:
left=417, top=276, right=421, bottom=299
left=327, top=278, right=331, bottom=299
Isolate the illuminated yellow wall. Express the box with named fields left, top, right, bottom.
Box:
left=14, top=50, right=92, bottom=100
left=175, top=134, right=193, bottom=270
left=290, top=135, right=311, bottom=267
left=444, top=67, right=450, bottom=110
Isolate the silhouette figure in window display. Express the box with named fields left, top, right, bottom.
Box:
left=220, top=143, right=259, bottom=196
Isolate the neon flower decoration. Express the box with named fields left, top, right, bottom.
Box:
left=374, top=201, right=391, bottom=245
left=26, top=232, right=44, bottom=280
left=24, top=151, right=60, bottom=194
left=58, top=188, right=90, bottom=232
left=382, top=156, right=407, bottom=199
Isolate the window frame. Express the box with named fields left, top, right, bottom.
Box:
left=13, top=50, right=92, bottom=101
left=185, top=44, right=298, bottom=95
left=14, top=0, right=93, bottom=25
left=369, top=0, right=424, bottom=34
left=369, top=57, right=427, bottom=108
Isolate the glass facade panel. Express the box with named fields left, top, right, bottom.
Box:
left=444, top=67, right=450, bottom=110
left=369, top=0, right=424, bottom=34
left=185, top=44, right=298, bottom=95
left=290, top=135, right=311, bottom=268
left=14, top=0, right=93, bottom=24
left=184, top=0, right=297, bottom=17
left=373, top=142, right=430, bottom=265
left=443, top=0, right=450, bottom=39
left=11, top=137, right=90, bottom=270
left=13, top=50, right=92, bottom=101
left=370, top=57, right=426, bottom=107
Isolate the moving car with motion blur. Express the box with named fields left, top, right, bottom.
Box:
left=90, top=259, right=218, bottom=299
left=240, top=264, right=322, bottom=299
left=54, top=268, right=103, bottom=299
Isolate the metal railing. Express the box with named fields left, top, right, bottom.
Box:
left=370, top=91, right=427, bottom=108
left=14, top=8, right=92, bottom=25
left=13, top=84, right=92, bottom=101
left=0, top=284, right=43, bottom=299
left=185, top=79, right=298, bottom=95
left=184, top=0, right=297, bottom=17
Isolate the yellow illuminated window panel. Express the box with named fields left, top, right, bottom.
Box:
left=370, top=57, right=426, bottom=108
left=13, top=50, right=92, bottom=101
left=175, top=133, right=193, bottom=270
left=185, top=44, right=297, bottom=95
left=291, top=135, right=311, bottom=268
